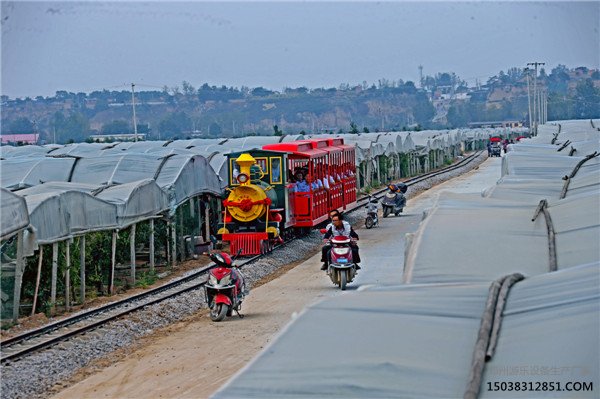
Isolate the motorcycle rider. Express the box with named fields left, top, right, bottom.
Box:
left=389, top=184, right=406, bottom=210
left=320, top=209, right=340, bottom=268
left=320, top=213, right=361, bottom=270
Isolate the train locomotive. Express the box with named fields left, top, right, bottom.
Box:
left=217, top=139, right=358, bottom=255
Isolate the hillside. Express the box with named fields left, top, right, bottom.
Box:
left=1, top=65, right=598, bottom=143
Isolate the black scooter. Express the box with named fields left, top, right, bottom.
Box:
left=381, top=184, right=407, bottom=218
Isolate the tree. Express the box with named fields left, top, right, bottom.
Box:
left=573, top=79, right=600, bottom=119
left=101, top=120, right=131, bottom=134
left=63, top=113, right=90, bottom=142
left=363, top=127, right=370, bottom=133
left=251, top=87, right=274, bottom=97
left=349, top=122, right=359, bottom=134
left=158, top=112, right=192, bottom=138
left=273, top=125, right=283, bottom=136
left=137, top=123, right=150, bottom=134
left=182, top=81, right=196, bottom=97
left=7, top=117, right=34, bottom=134
left=446, top=103, right=469, bottom=128
left=412, top=92, right=435, bottom=125
left=209, top=122, right=222, bottom=136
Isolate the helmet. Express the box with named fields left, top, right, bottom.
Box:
left=397, top=183, right=408, bottom=193
left=388, top=184, right=397, bottom=192
left=213, top=252, right=233, bottom=267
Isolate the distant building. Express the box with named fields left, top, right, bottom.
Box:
left=88, top=133, right=146, bottom=142
left=468, top=121, right=523, bottom=129
left=0, top=133, right=39, bottom=145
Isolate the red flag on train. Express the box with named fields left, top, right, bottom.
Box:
left=490, top=137, right=502, bottom=142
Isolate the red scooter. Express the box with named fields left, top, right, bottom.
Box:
left=204, top=251, right=247, bottom=322
left=321, top=231, right=358, bottom=291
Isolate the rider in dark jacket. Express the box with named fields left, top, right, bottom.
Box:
left=321, top=213, right=360, bottom=270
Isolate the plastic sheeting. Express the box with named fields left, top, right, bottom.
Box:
left=481, top=262, right=599, bottom=398
left=0, top=145, right=53, bottom=159
left=155, top=154, right=222, bottom=208
left=0, top=157, right=77, bottom=191
left=0, top=188, right=29, bottom=241
left=46, top=142, right=110, bottom=157
left=501, top=153, right=600, bottom=179
left=214, top=282, right=491, bottom=399
left=95, top=179, right=169, bottom=226
left=20, top=189, right=118, bottom=243
left=70, top=154, right=166, bottom=185
left=404, top=192, right=550, bottom=284
left=215, top=264, right=599, bottom=399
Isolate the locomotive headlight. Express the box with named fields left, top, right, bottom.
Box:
left=237, top=173, right=249, bottom=184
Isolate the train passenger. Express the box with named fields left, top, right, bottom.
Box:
left=320, top=212, right=360, bottom=270
left=293, top=171, right=311, bottom=192
left=315, top=177, right=324, bottom=190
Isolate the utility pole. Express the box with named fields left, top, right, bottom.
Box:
left=527, top=62, right=545, bottom=135
left=544, top=89, right=548, bottom=123
left=525, top=68, right=532, bottom=132
left=131, top=83, right=138, bottom=142
left=418, top=65, right=424, bottom=88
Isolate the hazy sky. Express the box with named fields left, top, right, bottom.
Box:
left=1, top=1, right=598, bottom=98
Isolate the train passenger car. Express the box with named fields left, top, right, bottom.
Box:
left=217, top=139, right=357, bottom=255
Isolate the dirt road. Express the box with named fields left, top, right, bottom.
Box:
left=53, top=250, right=340, bottom=399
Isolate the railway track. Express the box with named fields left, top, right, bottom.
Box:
left=1, top=150, right=483, bottom=364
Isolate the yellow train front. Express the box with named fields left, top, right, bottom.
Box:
left=218, top=151, right=288, bottom=255
left=218, top=139, right=358, bottom=255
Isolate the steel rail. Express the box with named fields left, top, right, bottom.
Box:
left=0, top=248, right=271, bottom=364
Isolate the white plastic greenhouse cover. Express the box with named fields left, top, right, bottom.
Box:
left=280, top=134, right=305, bottom=142
left=0, top=145, right=53, bottom=159
left=46, top=142, right=109, bottom=157
left=95, top=179, right=169, bottom=226
left=0, top=188, right=29, bottom=241
left=209, top=154, right=229, bottom=188
left=21, top=189, right=118, bottom=243
left=70, top=154, right=166, bottom=185
left=8, top=177, right=190, bottom=241
left=154, top=154, right=222, bottom=207
left=215, top=263, right=599, bottom=399
left=502, top=153, right=600, bottom=178
left=0, top=157, right=77, bottom=190
left=222, top=136, right=282, bottom=148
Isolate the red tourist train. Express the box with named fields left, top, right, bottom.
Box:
left=217, top=138, right=358, bottom=255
